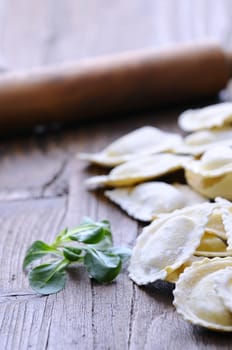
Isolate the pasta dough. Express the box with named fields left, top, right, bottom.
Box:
left=86, top=154, right=190, bottom=188
left=173, top=258, right=232, bottom=331
left=174, top=127, right=232, bottom=156
left=178, top=103, right=232, bottom=132
left=128, top=203, right=214, bottom=285
left=184, top=146, right=232, bottom=199
left=105, top=182, right=207, bottom=221
left=79, top=126, right=182, bottom=167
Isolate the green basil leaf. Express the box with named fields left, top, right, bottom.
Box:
left=89, top=233, right=112, bottom=250
left=107, top=246, right=131, bottom=264
left=29, top=260, right=67, bottom=295
left=23, top=240, right=57, bottom=270
left=69, top=226, right=105, bottom=244
left=83, top=221, right=112, bottom=249
left=69, top=219, right=112, bottom=245
left=53, top=228, right=69, bottom=245
left=84, top=249, right=122, bottom=283
left=23, top=217, right=128, bottom=295
left=63, top=247, right=83, bottom=262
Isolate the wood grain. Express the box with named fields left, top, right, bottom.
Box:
left=0, top=1, right=232, bottom=349
left=2, top=0, right=232, bottom=69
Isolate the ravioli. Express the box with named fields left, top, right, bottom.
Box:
left=205, top=208, right=227, bottom=239
left=128, top=203, right=214, bottom=285
left=214, top=266, right=232, bottom=313
left=166, top=256, right=202, bottom=284
left=79, top=126, right=182, bottom=167
left=178, top=102, right=232, bottom=132
left=173, top=258, right=232, bottom=331
left=85, top=154, right=190, bottom=188
left=105, top=182, right=207, bottom=221
left=174, top=127, right=232, bottom=156
left=216, top=197, right=232, bottom=250
left=195, top=232, right=229, bottom=257
left=184, top=146, right=232, bottom=200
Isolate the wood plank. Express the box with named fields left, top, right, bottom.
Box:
left=0, top=109, right=181, bottom=202
left=68, top=163, right=136, bottom=350
left=0, top=197, right=67, bottom=349
left=1, top=0, right=54, bottom=69
left=32, top=0, right=232, bottom=64
left=42, top=166, right=136, bottom=349
left=0, top=134, right=69, bottom=200
left=1, top=0, right=232, bottom=69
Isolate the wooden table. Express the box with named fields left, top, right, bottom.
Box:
left=1, top=1, right=232, bottom=349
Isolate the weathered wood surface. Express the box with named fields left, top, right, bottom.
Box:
left=1, top=1, right=232, bottom=349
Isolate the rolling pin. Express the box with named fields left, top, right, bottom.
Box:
left=0, top=41, right=231, bottom=130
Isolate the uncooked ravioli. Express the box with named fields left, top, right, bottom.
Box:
left=105, top=182, right=207, bottom=221
left=128, top=203, right=215, bottom=285
left=79, top=126, right=182, bottom=167
left=214, top=266, right=232, bottom=313
left=205, top=207, right=227, bottom=239
left=85, top=154, right=190, bottom=188
left=195, top=232, right=229, bottom=257
left=178, top=102, right=232, bottom=132
left=174, top=127, right=232, bottom=156
left=216, top=197, right=232, bottom=250
left=166, top=256, right=202, bottom=284
left=173, top=258, right=232, bottom=331
left=184, top=145, right=232, bottom=200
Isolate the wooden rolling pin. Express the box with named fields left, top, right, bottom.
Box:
left=0, top=41, right=231, bottom=130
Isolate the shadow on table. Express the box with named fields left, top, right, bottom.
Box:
left=142, top=280, right=175, bottom=305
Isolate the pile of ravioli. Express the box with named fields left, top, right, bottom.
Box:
left=79, top=102, right=232, bottom=331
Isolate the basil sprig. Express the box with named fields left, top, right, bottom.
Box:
left=23, top=218, right=131, bottom=295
